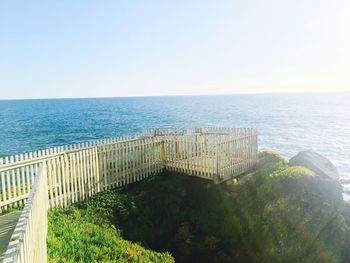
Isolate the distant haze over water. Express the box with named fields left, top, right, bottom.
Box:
left=1, top=93, right=349, bottom=198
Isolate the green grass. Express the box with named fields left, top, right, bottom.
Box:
left=0, top=183, right=31, bottom=215
left=47, top=191, right=174, bottom=263
left=270, top=166, right=316, bottom=178
left=255, top=150, right=288, bottom=172
left=0, top=204, right=24, bottom=216
left=258, top=150, right=288, bottom=165
left=47, top=153, right=347, bottom=263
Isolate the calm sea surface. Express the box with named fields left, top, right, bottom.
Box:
left=0, top=93, right=349, bottom=196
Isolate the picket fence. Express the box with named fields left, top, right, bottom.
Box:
left=0, top=128, right=257, bottom=211
left=0, top=127, right=258, bottom=262
left=2, top=167, right=48, bottom=263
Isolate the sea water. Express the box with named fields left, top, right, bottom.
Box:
left=0, top=93, right=349, bottom=198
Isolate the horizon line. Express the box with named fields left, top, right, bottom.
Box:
left=0, top=90, right=349, bottom=101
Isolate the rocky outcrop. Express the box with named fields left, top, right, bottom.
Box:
left=253, top=153, right=349, bottom=262
left=260, top=174, right=349, bottom=262
left=289, top=151, right=338, bottom=181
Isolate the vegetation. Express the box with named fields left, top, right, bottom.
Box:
left=48, top=151, right=350, bottom=263
left=47, top=192, right=174, bottom=262
left=258, top=150, right=288, bottom=163
left=256, top=150, right=288, bottom=172
left=0, top=203, right=24, bottom=215
left=270, top=166, right=316, bottom=178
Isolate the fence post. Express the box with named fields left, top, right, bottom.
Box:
left=216, top=143, right=219, bottom=183
left=162, top=138, right=167, bottom=170
left=41, top=162, right=48, bottom=263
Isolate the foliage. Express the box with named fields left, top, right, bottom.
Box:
left=48, top=150, right=349, bottom=263
left=0, top=203, right=24, bottom=216
left=116, top=168, right=347, bottom=263
left=229, top=165, right=346, bottom=263
left=0, top=185, right=28, bottom=215
left=270, top=166, right=316, bottom=178
left=258, top=150, right=288, bottom=163
left=47, top=191, right=174, bottom=263
left=256, top=150, right=288, bottom=172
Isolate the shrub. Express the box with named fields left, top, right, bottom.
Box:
left=256, top=150, right=288, bottom=172
left=47, top=191, right=174, bottom=263
left=270, top=166, right=316, bottom=179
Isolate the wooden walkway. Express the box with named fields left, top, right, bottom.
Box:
left=0, top=211, right=21, bottom=262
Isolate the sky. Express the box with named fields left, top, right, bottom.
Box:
left=0, top=0, right=349, bottom=99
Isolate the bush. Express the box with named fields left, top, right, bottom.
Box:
left=47, top=191, right=174, bottom=263
left=270, top=166, right=316, bottom=178
left=256, top=150, right=288, bottom=172
left=47, top=167, right=347, bottom=263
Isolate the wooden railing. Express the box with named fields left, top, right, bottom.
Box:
left=0, top=127, right=258, bottom=262
left=0, top=136, right=163, bottom=210
left=157, top=128, right=258, bottom=182
left=217, top=134, right=258, bottom=181
left=0, top=128, right=258, bottom=211
left=2, top=166, right=48, bottom=263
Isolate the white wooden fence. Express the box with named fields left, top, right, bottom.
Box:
left=2, top=166, right=48, bottom=263
left=0, top=136, right=164, bottom=211
left=0, top=127, right=257, bottom=262
left=0, top=128, right=257, bottom=211
left=160, top=128, right=258, bottom=182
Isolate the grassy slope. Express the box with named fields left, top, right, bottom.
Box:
left=47, top=191, right=174, bottom=263
left=47, top=151, right=349, bottom=263
left=115, top=152, right=346, bottom=263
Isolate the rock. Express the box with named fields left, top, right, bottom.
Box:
left=289, top=151, right=338, bottom=180
left=235, top=163, right=349, bottom=262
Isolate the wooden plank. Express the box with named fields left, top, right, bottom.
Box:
left=86, top=148, right=92, bottom=197
left=83, top=146, right=88, bottom=198
left=88, top=148, right=94, bottom=194
left=126, top=141, right=131, bottom=184
left=135, top=140, right=140, bottom=182
left=47, top=153, right=54, bottom=208
left=125, top=141, right=129, bottom=184
left=115, top=143, right=120, bottom=187
left=0, top=159, right=6, bottom=211
left=5, top=157, right=12, bottom=209
left=102, top=145, right=107, bottom=190
left=80, top=147, right=86, bottom=199
left=111, top=143, right=117, bottom=187
left=71, top=152, right=78, bottom=203
left=0, top=211, right=22, bottom=258
left=51, top=149, right=58, bottom=207
left=106, top=144, right=111, bottom=189
left=74, top=147, right=81, bottom=200
left=10, top=156, right=16, bottom=206
left=60, top=153, right=67, bottom=207
left=24, top=153, right=30, bottom=199
left=94, top=147, right=101, bottom=192
left=146, top=139, right=150, bottom=176
left=78, top=149, right=85, bottom=200
left=19, top=154, right=25, bottom=200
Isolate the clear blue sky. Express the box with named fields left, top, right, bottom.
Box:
left=0, top=0, right=349, bottom=99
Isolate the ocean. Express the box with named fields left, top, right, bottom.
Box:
left=0, top=93, right=349, bottom=198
